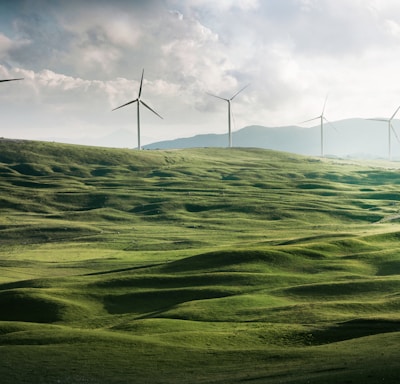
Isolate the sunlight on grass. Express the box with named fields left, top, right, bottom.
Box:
left=2, top=141, right=400, bottom=383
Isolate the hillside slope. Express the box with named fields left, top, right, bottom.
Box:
left=1, top=138, right=399, bottom=250
left=1, top=140, right=400, bottom=383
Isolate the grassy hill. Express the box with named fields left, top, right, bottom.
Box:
left=1, top=139, right=400, bottom=383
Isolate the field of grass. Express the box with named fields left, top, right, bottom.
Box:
left=1, top=139, right=400, bottom=383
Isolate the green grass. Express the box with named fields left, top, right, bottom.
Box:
left=2, top=139, right=400, bottom=382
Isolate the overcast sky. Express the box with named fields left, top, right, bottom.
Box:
left=1, top=0, right=400, bottom=148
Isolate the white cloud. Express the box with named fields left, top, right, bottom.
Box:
left=0, top=33, right=13, bottom=57
left=160, top=17, right=225, bottom=87
left=169, top=10, right=184, bottom=20
left=296, top=0, right=317, bottom=12
left=171, top=0, right=259, bottom=12
left=384, top=19, right=400, bottom=39
left=0, top=32, right=30, bottom=61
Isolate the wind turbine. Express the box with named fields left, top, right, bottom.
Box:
left=112, top=69, right=162, bottom=150
left=300, top=95, right=333, bottom=157
left=368, top=105, right=400, bottom=161
left=0, top=78, right=23, bottom=83
left=207, top=84, right=249, bottom=148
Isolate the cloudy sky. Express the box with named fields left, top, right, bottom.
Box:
left=1, top=0, right=400, bottom=148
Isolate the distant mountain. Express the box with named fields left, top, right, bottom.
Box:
left=144, top=118, right=398, bottom=159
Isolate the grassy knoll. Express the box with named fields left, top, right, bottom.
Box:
left=1, top=139, right=400, bottom=383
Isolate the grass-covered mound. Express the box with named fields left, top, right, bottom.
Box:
left=1, top=139, right=400, bottom=383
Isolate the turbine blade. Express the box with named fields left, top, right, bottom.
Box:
left=390, top=105, right=400, bottom=121
left=390, top=123, right=400, bottom=144
left=0, top=78, right=24, bottom=83
left=368, top=118, right=389, bottom=122
left=321, top=94, right=329, bottom=115
left=140, top=100, right=163, bottom=119
left=206, top=92, right=228, bottom=102
left=112, top=99, right=138, bottom=111
left=138, top=69, right=145, bottom=98
left=230, top=83, right=250, bottom=100
left=323, top=117, right=339, bottom=132
left=299, top=116, right=321, bottom=124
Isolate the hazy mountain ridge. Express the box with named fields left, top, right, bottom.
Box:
left=144, top=118, right=399, bottom=158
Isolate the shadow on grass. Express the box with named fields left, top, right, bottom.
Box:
left=103, top=288, right=236, bottom=315
left=310, top=318, right=400, bottom=345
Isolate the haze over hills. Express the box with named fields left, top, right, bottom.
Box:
left=41, top=118, right=400, bottom=159
left=142, top=118, right=400, bottom=159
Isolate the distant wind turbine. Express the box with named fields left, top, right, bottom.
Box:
left=112, top=69, right=162, bottom=150
left=207, top=84, right=249, bottom=148
left=0, top=78, right=24, bottom=83
left=300, top=95, right=335, bottom=157
left=368, top=105, right=400, bottom=161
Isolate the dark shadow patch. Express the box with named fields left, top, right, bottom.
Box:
left=297, top=183, right=338, bottom=190
left=310, top=318, right=400, bottom=345
left=91, top=168, right=113, bottom=177
left=376, top=260, right=400, bottom=276
left=0, top=290, right=62, bottom=323
left=222, top=174, right=240, bottom=181
left=147, top=170, right=176, bottom=178
left=11, top=180, right=59, bottom=188
left=160, top=250, right=293, bottom=273
left=103, top=288, right=234, bottom=315
left=11, top=163, right=49, bottom=176
left=185, top=203, right=230, bottom=213
left=131, top=203, right=163, bottom=215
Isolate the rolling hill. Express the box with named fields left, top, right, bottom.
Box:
left=1, top=139, right=400, bottom=383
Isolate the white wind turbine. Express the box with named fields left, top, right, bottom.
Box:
left=112, top=69, right=162, bottom=150
left=300, top=95, right=334, bottom=157
left=207, top=84, right=249, bottom=148
left=368, top=105, right=400, bottom=161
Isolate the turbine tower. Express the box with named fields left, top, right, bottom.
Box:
left=112, top=69, right=162, bottom=150
left=207, top=84, right=249, bottom=148
left=300, top=95, right=331, bottom=157
left=0, top=78, right=23, bottom=83
left=369, top=105, right=400, bottom=161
